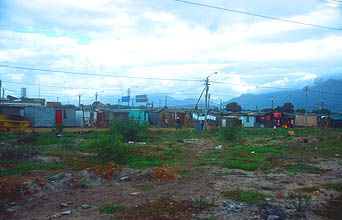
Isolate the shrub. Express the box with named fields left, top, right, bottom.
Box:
left=217, top=125, right=241, bottom=141
left=109, top=118, right=147, bottom=142
left=90, top=134, right=134, bottom=164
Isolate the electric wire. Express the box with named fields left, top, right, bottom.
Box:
left=0, top=64, right=203, bottom=82
left=172, top=0, right=342, bottom=31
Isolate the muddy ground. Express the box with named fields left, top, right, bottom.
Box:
left=1, top=129, right=342, bottom=220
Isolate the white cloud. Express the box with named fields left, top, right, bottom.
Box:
left=1, top=0, right=341, bottom=103
left=144, top=12, right=175, bottom=22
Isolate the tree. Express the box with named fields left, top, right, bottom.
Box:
left=281, top=102, right=294, bottom=113
left=261, top=108, right=274, bottom=113
left=296, top=109, right=305, bottom=113
left=225, top=102, right=242, bottom=112
left=312, top=108, right=331, bottom=115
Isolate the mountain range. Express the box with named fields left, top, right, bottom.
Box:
left=225, top=78, right=342, bottom=112
left=140, top=78, right=342, bottom=113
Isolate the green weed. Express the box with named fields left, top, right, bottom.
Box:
left=223, top=161, right=259, bottom=171
left=222, top=189, right=268, bottom=204
left=99, top=204, right=122, bottom=213
left=286, top=164, right=320, bottom=174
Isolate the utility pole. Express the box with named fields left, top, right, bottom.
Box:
left=57, top=97, right=59, bottom=103
left=271, top=96, right=274, bottom=110
left=0, top=80, right=2, bottom=107
left=0, top=80, right=2, bottom=113
left=304, top=86, right=309, bottom=127
left=1, top=88, right=4, bottom=112
left=159, top=98, right=161, bottom=109
left=38, top=83, right=40, bottom=99
left=203, top=72, right=217, bottom=130
left=321, top=98, right=325, bottom=109
left=95, top=92, right=98, bottom=109
left=208, top=94, right=211, bottom=111
left=82, top=105, right=85, bottom=127
left=127, top=88, right=130, bottom=109
left=165, top=96, right=167, bottom=108
left=118, top=99, right=120, bottom=109
left=78, top=94, right=81, bottom=107
left=204, top=77, right=209, bottom=130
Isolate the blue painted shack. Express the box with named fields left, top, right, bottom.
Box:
left=23, top=106, right=76, bottom=127
left=329, top=115, right=342, bottom=128
left=239, top=115, right=256, bottom=128
left=128, top=109, right=148, bottom=125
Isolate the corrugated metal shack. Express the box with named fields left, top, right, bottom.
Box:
left=0, top=106, right=24, bottom=116
left=129, top=109, right=148, bottom=125
left=328, top=115, right=342, bottom=128
left=159, top=108, right=193, bottom=127
left=295, top=113, right=318, bottom=127
left=23, top=106, right=76, bottom=127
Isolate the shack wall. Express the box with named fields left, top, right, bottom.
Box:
left=295, top=114, right=317, bottom=127
left=240, top=116, right=255, bottom=128
left=24, top=106, right=76, bottom=127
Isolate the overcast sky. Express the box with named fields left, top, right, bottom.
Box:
left=0, top=0, right=341, bottom=105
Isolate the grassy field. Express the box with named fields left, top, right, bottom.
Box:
left=1, top=123, right=342, bottom=219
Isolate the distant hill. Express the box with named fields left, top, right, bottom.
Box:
left=143, top=95, right=205, bottom=109
left=225, top=78, right=342, bottom=113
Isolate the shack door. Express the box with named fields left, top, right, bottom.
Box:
left=178, top=113, right=185, bottom=125
left=97, top=112, right=103, bottom=128
left=56, top=110, right=62, bottom=125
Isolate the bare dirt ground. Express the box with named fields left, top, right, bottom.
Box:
left=1, top=133, right=342, bottom=220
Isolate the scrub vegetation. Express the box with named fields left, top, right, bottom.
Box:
left=0, top=123, right=342, bottom=220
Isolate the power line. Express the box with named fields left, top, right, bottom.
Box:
left=1, top=79, right=125, bottom=92
left=172, top=0, right=342, bottom=31
left=0, top=64, right=203, bottom=82
left=2, top=64, right=342, bottom=97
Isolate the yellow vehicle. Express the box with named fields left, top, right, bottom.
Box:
left=0, top=114, right=31, bottom=132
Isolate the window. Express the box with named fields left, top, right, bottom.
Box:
left=64, top=110, right=67, bottom=119
left=246, top=116, right=250, bottom=123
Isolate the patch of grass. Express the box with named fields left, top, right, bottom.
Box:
left=0, top=161, right=65, bottom=176
left=222, top=160, right=259, bottom=171
left=99, top=204, right=122, bottom=213
left=230, top=146, right=284, bottom=153
left=222, top=189, right=268, bottom=204
left=320, top=183, right=342, bottom=192
left=286, top=164, right=320, bottom=174
left=29, top=134, right=64, bottom=146
left=199, top=148, right=273, bottom=171
left=127, top=157, right=162, bottom=168
left=211, top=171, right=247, bottom=176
